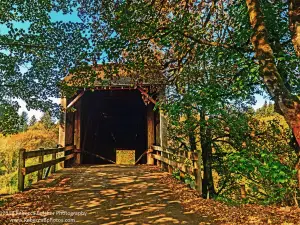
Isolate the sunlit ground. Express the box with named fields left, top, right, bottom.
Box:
left=1, top=165, right=212, bottom=225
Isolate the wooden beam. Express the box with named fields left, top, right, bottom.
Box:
left=24, top=146, right=74, bottom=159
left=37, top=149, right=44, bottom=181
left=152, top=145, right=198, bottom=161
left=58, top=97, right=67, bottom=148
left=147, top=104, right=155, bottom=165
left=160, top=110, right=168, bottom=171
left=74, top=99, right=81, bottom=164
left=18, top=149, right=26, bottom=192
left=66, top=91, right=84, bottom=109
left=137, top=87, right=157, bottom=105
left=22, top=154, right=75, bottom=175
left=25, top=148, right=64, bottom=159
left=151, top=154, right=195, bottom=174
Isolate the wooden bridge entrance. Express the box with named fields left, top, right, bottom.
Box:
left=59, top=87, right=162, bottom=166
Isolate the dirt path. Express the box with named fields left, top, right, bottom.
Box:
left=0, top=165, right=212, bottom=225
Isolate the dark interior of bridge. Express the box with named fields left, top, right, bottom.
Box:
left=80, top=90, right=147, bottom=164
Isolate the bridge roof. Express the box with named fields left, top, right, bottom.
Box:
left=62, top=64, right=166, bottom=89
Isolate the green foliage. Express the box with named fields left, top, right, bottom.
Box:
left=255, top=101, right=275, bottom=118
left=19, top=111, right=29, bottom=132
left=164, top=82, right=299, bottom=205
left=0, top=0, right=299, bottom=207
left=40, top=111, right=55, bottom=130
left=0, top=102, right=20, bottom=135
left=0, top=0, right=90, bottom=134
left=172, top=169, right=181, bottom=181
left=29, top=115, right=37, bottom=126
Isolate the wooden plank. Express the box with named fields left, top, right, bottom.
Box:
left=25, top=148, right=65, bottom=159
left=156, top=150, right=161, bottom=167
left=137, top=87, right=157, bottom=105
left=18, top=149, right=26, bottom=192
left=65, top=153, right=75, bottom=161
left=65, top=112, right=75, bottom=147
left=24, top=146, right=73, bottom=159
left=23, top=154, right=75, bottom=175
left=58, top=97, right=67, bottom=147
left=74, top=99, right=81, bottom=164
left=37, top=149, right=44, bottom=181
left=66, top=91, right=84, bottom=109
left=64, top=145, right=75, bottom=151
left=151, top=153, right=195, bottom=174
left=152, top=145, right=163, bottom=151
left=152, top=145, right=198, bottom=161
left=155, top=111, right=161, bottom=145
left=147, top=104, right=155, bottom=165
left=51, top=151, right=56, bottom=174
left=59, top=97, right=67, bottom=169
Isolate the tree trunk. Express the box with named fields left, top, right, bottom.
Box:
left=200, top=111, right=216, bottom=198
left=246, top=0, right=300, bottom=188
left=289, top=0, right=300, bottom=57
left=189, top=133, right=197, bottom=151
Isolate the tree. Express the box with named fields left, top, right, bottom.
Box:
left=29, top=115, right=37, bottom=127
left=79, top=0, right=300, bottom=187
left=244, top=0, right=300, bottom=187
left=40, top=111, right=54, bottom=130
left=0, top=0, right=90, bottom=134
left=0, top=102, right=20, bottom=135
left=19, top=111, right=28, bottom=132
left=288, top=0, right=300, bottom=57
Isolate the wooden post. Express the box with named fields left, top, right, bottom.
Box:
left=59, top=97, right=67, bottom=168
left=147, top=104, right=155, bottom=165
left=160, top=110, right=168, bottom=171
left=59, top=97, right=67, bottom=147
left=241, top=184, right=246, bottom=199
left=156, top=151, right=161, bottom=167
left=38, top=148, right=44, bottom=181
left=18, top=149, right=26, bottom=192
left=155, top=111, right=161, bottom=145
left=194, top=168, right=202, bottom=195
left=168, top=164, right=173, bottom=174
left=51, top=152, right=56, bottom=174
left=167, top=151, right=173, bottom=174
left=74, top=99, right=81, bottom=165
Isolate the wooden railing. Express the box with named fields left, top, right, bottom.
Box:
left=18, top=145, right=75, bottom=192
left=150, top=145, right=202, bottom=193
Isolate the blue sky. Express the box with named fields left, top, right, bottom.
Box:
left=1, top=10, right=268, bottom=120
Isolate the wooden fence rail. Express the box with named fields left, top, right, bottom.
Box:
left=150, top=145, right=202, bottom=194
left=18, top=145, right=75, bottom=192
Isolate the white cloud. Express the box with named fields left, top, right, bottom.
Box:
left=17, top=98, right=60, bottom=120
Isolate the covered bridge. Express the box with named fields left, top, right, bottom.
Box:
left=58, top=65, right=167, bottom=166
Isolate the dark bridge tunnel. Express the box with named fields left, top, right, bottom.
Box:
left=80, top=90, right=147, bottom=164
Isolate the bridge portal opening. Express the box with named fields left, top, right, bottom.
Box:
left=80, top=90, right=147, bottom=164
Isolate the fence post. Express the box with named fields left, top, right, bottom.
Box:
left=51, top=151, right=56, bottom=174
left=38, top=148, right=44, bottom=180
left=167, top=164, right=173, bottom=174
left=18, top=148, right=26, bottom=192
left=156, top=150, right=161, bottom=167
left=194, top=168, right=202, bottom=195
left=241, top=183, right=246, bottom=199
